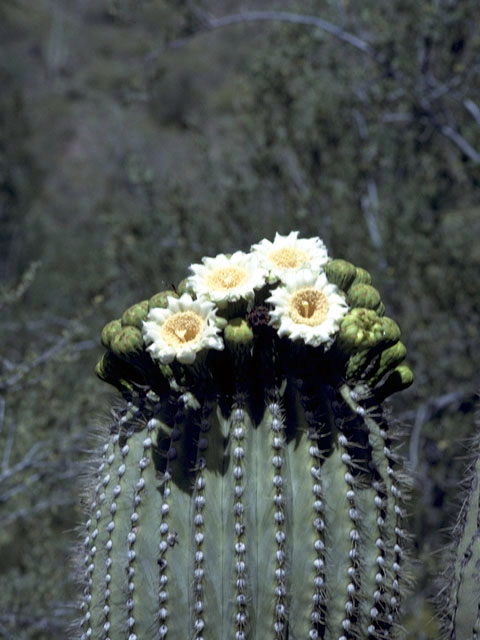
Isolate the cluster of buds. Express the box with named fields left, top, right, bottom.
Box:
left=96, top=232, right=413, bottom=401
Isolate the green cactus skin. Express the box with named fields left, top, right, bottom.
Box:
left=439, top=421, right=480, bottom=640
left=77, top=243, right=415, bottom=640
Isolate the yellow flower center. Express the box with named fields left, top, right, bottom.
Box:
left=289, top=288, right=329, bottom=326
left=161, top=311, right=204, bottom=346
left=269, top=247, right=309, bottom=269
left=206, top=266, right=249, bottom=291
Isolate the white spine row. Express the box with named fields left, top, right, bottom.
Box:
left=269, top=399, right=287, bottom=640
left=379, top=427, right=405, bottom=620
left=192, top=404, right=210, bottom=640
left=337, top=431, right=359, bottom=640
left=123, top=418, right=155, bottom=640
left=367, top=476, right=388, bottom=639
left=80, top=435, right=112, bottom=640
left=308, top=430, right=326, bottom=640
left=231, top=403, right=247, bottom=640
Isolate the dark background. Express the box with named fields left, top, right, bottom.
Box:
left=0, top=1, right=479, bottom=638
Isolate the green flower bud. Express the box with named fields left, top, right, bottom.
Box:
left=121, top=300, right=149, bottom=329
left=380, top=316, right=401, bottom=345
left=149, top=290, right=178, bottom=310
left=224, top=317, right=254, bottom=370
left=352, top=267, right=372, bottom=286
left=224, top=317, right=254, bottom=346
left=325, top=259, right=357, bottom=291
left=100, top=319, right=122, bottom=349
left=370, top=341, right=408, bottom=386
left=347, top=284, right=382, bottom=311
left=337, top=309, right=387, bottom=353
left=110, top=326, right=144, bottom=362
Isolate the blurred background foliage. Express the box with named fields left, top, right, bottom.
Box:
left=0, top=0, right=479, bottom=638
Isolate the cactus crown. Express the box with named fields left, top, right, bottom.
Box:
left=96, top=231, right=411, bottom=401
left=80, top=232, right=414, bottom=640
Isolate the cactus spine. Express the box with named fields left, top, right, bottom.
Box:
left=76, top=232, right=415, bottom=640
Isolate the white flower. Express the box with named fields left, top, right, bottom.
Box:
left=142, top=294, right=224, bottom=364
left=250, top=231, right=329, bottom=282
left=267, top=270, right=349, bottom=348
left=186, top=251, right=267, bottom=308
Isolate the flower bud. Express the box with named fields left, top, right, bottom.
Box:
left=111, top=326, right=144, bottom=362
left=149, top=290, right=178, bottom=310
left=325, top=259, right=357, bottom=291
left=347, top=284, right=382, bottom=312
left=121, top=300, right=149, bottom=329
left=101, top=319, right=122, bottom=349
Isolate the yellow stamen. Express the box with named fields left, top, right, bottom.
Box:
left=206, top=266, right=249, bottom=291
left=269, top=247, right=309, bottom=269
left=289, top=288, right=329, bottom=326
left=161, top=311, right=204, bottom=346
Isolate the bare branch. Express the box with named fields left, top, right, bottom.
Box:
left=0, top=334, right=69, bottom=391
left=2, top=496, right=75, bottom=527
left=0, top=261, right=41, bottom=311
left=440, top=124, right=480, bottom=163
left=463, top=98, right=480, bottom=127
left=352, top=110, right=387, bottom=267
left=147, top=10, right=377, bottom=62
left=1, top=442, right=43, bottom=479
left=409, top=403, right=430, bottom=471
left=399, top=389, right=477, bottom=424
left=0, top=396, right=5, bottom=437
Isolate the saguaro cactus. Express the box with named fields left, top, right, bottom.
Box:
left=76, top=232, right=415, bottom=640
left=438, top=409, right=480, bottom=640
